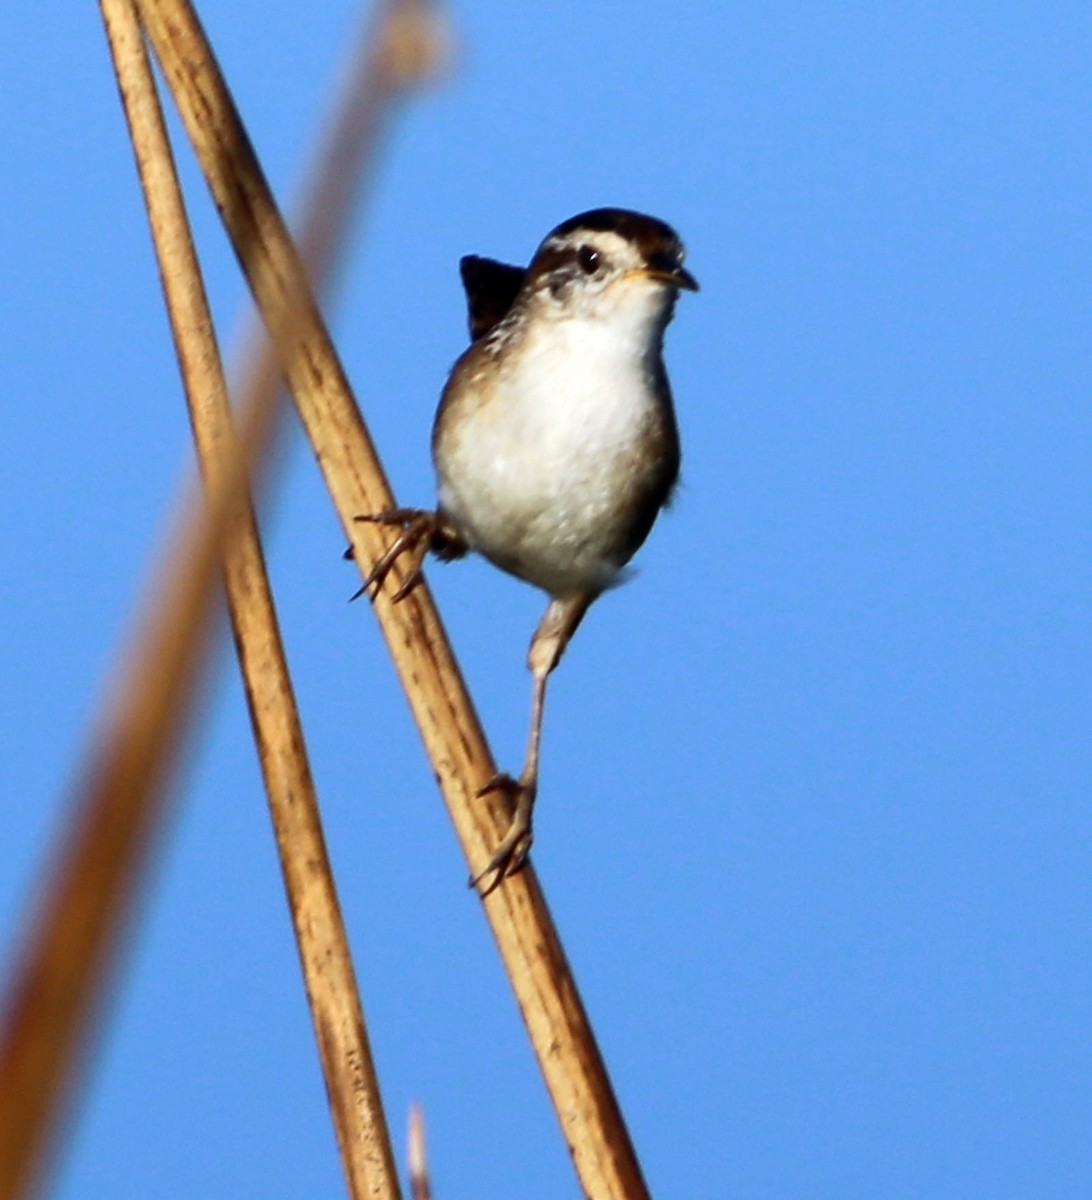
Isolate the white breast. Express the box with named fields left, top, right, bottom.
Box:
left=436, top=300, right=669, bottom=596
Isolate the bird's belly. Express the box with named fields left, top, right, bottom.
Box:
left=435, top=363, right=667, bottom=595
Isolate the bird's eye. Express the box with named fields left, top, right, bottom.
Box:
left=577, top=245, right=601, bottom=274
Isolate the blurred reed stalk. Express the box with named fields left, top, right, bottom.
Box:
left=134, top=0, right=652, bottom=1196
left=99, top=0, right=450, bottom=1195
left=0, top=25, right=287, bottom=1200
left=232, top=0, right=453, bottom=445
left=0, top=2, right=445, bottom=1196
left=407, top=1103, right=431, bottom=1200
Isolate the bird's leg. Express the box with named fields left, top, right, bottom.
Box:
left=470, top=593, right=592, bottom=894
left=347, top=508, right=466, bottom=602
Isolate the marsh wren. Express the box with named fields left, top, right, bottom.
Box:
left=353, top=208, right=697, bottom=892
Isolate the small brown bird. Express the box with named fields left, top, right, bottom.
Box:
left=354, top=208, right=697, bottom=892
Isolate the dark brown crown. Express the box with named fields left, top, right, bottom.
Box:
left=545, top=208, right=685, bottom=260
left=528, top=207, right=693, bottom=295
left=458, top=209, right=692, bottom=340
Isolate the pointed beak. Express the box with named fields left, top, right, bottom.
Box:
left=638, top=264, right=700, bottom=292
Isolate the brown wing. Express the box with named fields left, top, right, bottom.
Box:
left=618, top=362, right=682, bottom=565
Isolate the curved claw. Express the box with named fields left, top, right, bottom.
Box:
left=348, top=508, right=437, bottom=602
left=469, top=773, right=535, bottom=895
left=475, top=771, right=519, bottom=799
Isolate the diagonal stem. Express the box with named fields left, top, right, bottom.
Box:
left=134, top=0, right=651, bottom=1196
left=100, top=3, right=403, bottom=1197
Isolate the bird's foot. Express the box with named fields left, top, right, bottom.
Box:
left=469, top=773, right=535, bottom=895
left=346, top=508, right=445, bottom=602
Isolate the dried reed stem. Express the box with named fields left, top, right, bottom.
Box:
left=0, top=21, right=283, bottom=1199
left=136, top=1, right=650, bottom=1196
left=98, top=3, right=408, bottom=1196
left=407, top=1104, right=431, bottom=1200
left=232, top=0, right=449, bottom=447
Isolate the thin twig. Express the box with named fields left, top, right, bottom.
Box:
left=136, top=1, right=651, bottom=1196
left=99, top=3, right=410, bottom=1197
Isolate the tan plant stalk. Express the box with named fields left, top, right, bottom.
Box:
left=232, top=0, right=450, bottom=444
left=136, top=1, right=651, bottom=1196
left=99, top=2, right=413, bottom=1197
left=407, top=1103, right=431, bottom=1200
left=0, top=9, right=448, bottom=1200
left=0, top=33, right=285, bottom=1200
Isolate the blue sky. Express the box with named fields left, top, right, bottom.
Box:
left=2, top=2, right=1091, bottom=1196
